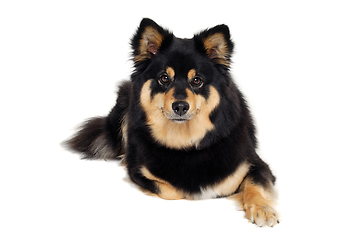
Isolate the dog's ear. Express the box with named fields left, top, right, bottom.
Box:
left=194, top=24, right=234, bottom=67
left=131, top=18, right=173, bottom=63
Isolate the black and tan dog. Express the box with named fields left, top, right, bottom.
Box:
left=66, top=18, right=279, bottom=227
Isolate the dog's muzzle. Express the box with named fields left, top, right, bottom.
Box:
left=166, top=101, right=192, bottom=123
left=172, top=101, right=189, bottom=116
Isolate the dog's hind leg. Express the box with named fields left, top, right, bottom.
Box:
left=139, top=167, right=185, bottom=200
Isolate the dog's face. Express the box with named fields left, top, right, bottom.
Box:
left=131, top=19, right=234, bottom=149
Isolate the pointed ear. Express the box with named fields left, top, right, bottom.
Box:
left=194, top=24, right=234, bottom=67
left=131, top=18, right=173, bottom=63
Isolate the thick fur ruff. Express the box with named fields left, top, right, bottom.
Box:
left=65, top=18, right=279, bottom=227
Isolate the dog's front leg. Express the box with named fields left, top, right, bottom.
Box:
left=234, top=176, right=279, bottom=227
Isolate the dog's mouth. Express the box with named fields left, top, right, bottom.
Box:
left=169, top=117, right=190, bottom=123
left=165, top=112, right=193, bottom=123
left=162, top=108, right=195, bottom=123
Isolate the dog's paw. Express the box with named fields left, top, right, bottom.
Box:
left=245, top=204, right=279, bottom=227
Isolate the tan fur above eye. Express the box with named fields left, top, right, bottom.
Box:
left=187, top=69, right=196, bottom=79
left=166, top=67, right=175, bottom=78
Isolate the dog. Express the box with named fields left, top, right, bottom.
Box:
left=65, top=18, right=279, bottom=227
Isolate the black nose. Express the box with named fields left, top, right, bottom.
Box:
left=172, top=101, right=190, bottom=116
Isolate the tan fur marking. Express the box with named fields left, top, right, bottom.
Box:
left=140, top=80, right=221, bottom=149
left=212, top=163, right=250, bottom=196
left=203, top=33, right=229, bottom=66
left=233, top=177, right=279, bottom=227
left=135, top=26, right=164, bottom=62
left=162, top=87, right=175, bottom=115
left=187, top=69, right=196, bottom=79
left=166, top=67, right=175, bottom=78
left=141, top=167, right=184, bottom=200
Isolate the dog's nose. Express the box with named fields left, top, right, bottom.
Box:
left=172, top=101, right=189, bottom=116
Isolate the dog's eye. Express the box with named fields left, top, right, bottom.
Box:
left=191, top=77, right=203, bottom=87
left=159, top=74, right=170, bottom=85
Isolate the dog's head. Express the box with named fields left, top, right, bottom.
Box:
left=131, top=18, right=235, bottom=149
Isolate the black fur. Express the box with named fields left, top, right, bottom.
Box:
left=65, top=18, right=275, bottom=198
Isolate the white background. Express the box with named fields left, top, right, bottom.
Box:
left=1, top=0, right=360, bottom=239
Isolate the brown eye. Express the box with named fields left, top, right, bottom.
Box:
left=191, top=77, right=203, bottom=87
left=159, top=74, right=170, bottom=84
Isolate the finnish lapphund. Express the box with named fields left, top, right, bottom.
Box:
left=65, top=18, right=279, bottom=227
